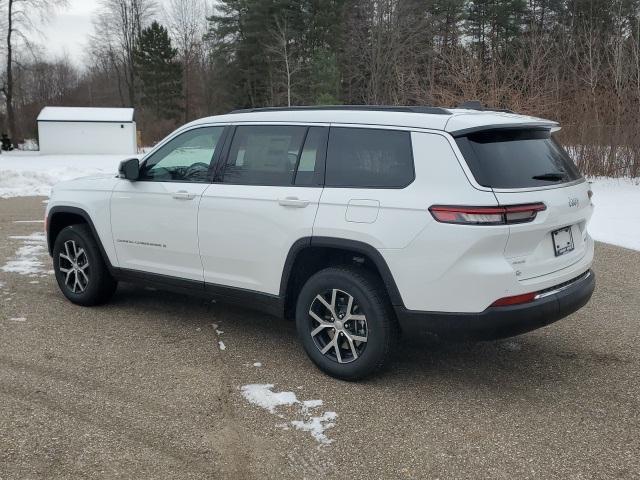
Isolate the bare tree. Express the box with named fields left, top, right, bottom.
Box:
left=91, top=0, right=157, bottom=107
left=574, top=17, right=603, bottom=125
left=1, top=0, right=68, bottom=141
left=164, top=0, right=206, bottom=120
left=89, top=14, right=127, bottom=106
left=267, top=17, right=300, bottom=107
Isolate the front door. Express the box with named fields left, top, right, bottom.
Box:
left=111, top=125, right=226, bottom=281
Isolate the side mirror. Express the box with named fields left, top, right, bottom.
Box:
left=118, top=158, right=139, bottom=181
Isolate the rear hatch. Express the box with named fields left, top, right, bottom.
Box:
left=455, top=128, right=593, bottom=280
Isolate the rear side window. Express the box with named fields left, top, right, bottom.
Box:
left=222, top=125, right=306, bottom=186
left=455, top=129, right=582, bottom=189
left=325, top=127, right=414, bottom=188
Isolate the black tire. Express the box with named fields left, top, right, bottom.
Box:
left=52, top=224, right=117, bottom=306
left=295, top=266, right=398, bottom=380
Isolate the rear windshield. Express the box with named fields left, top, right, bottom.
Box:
left=455, top=129, right=582, bottom=189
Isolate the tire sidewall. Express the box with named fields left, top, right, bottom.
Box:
left=296, top=268, right=391, bottom=380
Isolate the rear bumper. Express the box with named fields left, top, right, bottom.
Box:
left=394, top=270, right=595, bottom=340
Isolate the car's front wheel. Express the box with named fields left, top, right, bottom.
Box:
left=53, top=224, right=117, bottom=306
left=295, top=267, right=398, bottom=380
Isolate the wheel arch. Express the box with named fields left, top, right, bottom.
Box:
left=280, top=236, right=404, bottom=319
left=47, top=206, right=114, bottom=271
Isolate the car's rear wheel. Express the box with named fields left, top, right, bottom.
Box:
left=53, top=224, right=117, bottom=306
left=295, top=267, right=398, bottom=380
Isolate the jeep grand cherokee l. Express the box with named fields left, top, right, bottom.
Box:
left=46, top=105, right=595, bottom=380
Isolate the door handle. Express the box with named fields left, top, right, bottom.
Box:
left=278, top=196, right=310, bottom=208
left=172, top=190, right=196, bottom=200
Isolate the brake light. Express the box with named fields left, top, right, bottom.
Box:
left=429, top=203, right=546, bottom=225
left=490, top=292, right=536, bottom=307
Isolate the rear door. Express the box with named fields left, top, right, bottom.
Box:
left=455, top=128, right=593, bottom=280
left=198, top=124, right=327, bottom=294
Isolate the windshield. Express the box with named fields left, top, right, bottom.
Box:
left=455, top=128, right=583, bottom=189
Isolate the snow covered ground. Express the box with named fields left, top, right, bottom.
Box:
left=0, top=151, right=639, bottom=252
left=1, top=232, right=51, bottom=276
left=588, top=177, right=640, bottom=251
left=0, top=151, right=134, bottom=198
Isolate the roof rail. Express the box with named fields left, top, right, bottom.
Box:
left=458, top=100, right=515, bottom=114
left=229, top=105, right=452, bottom=115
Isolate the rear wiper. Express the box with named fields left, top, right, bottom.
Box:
left=532, top=172, right=566, bottom=181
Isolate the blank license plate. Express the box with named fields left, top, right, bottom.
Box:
left=552, top=226, right=574, bottom=256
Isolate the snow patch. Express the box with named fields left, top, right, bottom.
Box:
left=240, top=384, right=337, bottom=444
left=302, top=399, right=323, bottom=411
left=18, top=139, right=38, bottom=151
left=2, top=232, right=48, bottom=276
left=291, top=412, right=338, bottom=444
left=253, top=362, right=262, bottom=367
left=9, top=233, right=46, bottom=242
left=241, top=384, right=298, bottom=414
left=218, top=341, right=226, bottom=351
left=8, top=317, right=26, bottom=322
left=13, top=220, right=44, bottom=224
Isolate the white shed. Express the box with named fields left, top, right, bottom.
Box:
left=37, top=107, right=137, bottom=155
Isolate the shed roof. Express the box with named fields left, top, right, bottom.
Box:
left=37, top=107, right=135, bottom=123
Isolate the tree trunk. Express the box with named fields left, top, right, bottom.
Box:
left=184, top=56, right=190, bottom=122
left=128, top=54, right=136, bottom=106
left=5, top=0, right=16, bottom=142
left=284, top=40, right=291, bottom=107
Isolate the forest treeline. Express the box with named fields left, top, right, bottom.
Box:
left=6, top=0, right=640, bottom=176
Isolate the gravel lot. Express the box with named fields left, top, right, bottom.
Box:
left=1, top=196, right=639, bottom=479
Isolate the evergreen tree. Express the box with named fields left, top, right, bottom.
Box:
left=134, top=21, right=183, bottom=119
left=206, top=0, right=345, bottom=108
left=465, top=0, right=527, bottom=61
left=310, top=49, right=341, bottom=104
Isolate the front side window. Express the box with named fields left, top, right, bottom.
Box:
left=139, top=126, right=224, bottom=182
left=325, top=127, right=414, bottom=188
left=221, top=125, right=307, bottom=186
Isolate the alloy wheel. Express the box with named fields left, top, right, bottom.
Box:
left=58, top=240, right=90, bottom=294
left=308, top=288, right=368, bottom=363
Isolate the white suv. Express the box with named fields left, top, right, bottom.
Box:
left=46, top=105, right=595, bottom=379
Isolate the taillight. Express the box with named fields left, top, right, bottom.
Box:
left=429, top=203, right=546, bottom=225
left=490, top=292, right=536, bottom=307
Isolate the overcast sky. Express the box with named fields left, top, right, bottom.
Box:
left=39, top=0, right=174, bottom=66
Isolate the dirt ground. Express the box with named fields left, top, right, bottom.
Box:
left=1, top=196, right=639, bottom=479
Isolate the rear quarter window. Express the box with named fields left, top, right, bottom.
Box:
left=455, top=129, right=582, bottom=189
left=325, top=127, right=414, bottom=188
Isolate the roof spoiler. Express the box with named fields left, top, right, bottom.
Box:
left=450, top=122, right=561, bottom=137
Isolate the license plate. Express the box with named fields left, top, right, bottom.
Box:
left=552, top=226, right=574, bottom=256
